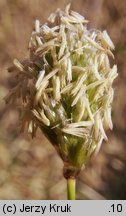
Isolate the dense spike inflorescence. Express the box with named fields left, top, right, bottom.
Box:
left=6, top=4, right=118, bottom=178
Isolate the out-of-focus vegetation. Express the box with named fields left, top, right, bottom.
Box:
left=0, top=0, right=126, bottom=199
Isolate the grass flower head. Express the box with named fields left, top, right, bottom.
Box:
left=6, top=4, right=118, bottom=180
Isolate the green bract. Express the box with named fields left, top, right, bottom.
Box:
left=6, top=4, right=118, bottom=178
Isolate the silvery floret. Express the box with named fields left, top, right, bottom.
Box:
left=6, top=4, right=118, bottom=179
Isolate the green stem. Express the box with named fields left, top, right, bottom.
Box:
left=67, top=178, right=76, bottom=200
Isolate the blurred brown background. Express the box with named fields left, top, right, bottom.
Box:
left=0, top=0, right=126, bottom=200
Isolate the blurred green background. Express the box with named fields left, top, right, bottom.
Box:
left=0, top=0, right=126, bottom=199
